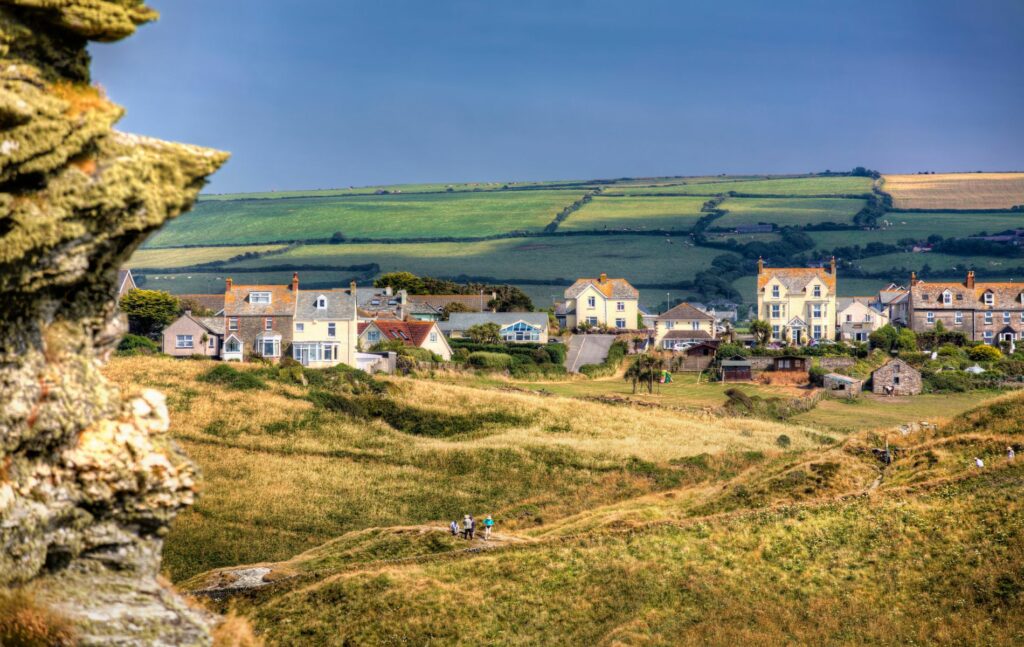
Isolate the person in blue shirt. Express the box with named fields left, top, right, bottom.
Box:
left=483, top=515, right=494, bottom=541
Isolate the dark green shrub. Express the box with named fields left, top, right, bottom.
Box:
left=808, top=365, right=826, bottom=387
left=198, top=364, right=265, bottom=390
left=968, top=345, right=1002, bottom=362
left=776, top=434, right=792, bottom=448
left=468, top=351, right=513, bottom=369
left=117, top=334, right=159, bottom=356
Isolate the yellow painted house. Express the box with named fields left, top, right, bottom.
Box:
left=559, top=273, right=639, bottom=330
left=292, top=285, right=359, bottom=367
left=654, top=302, right=715, bottom=349
left=756, top=258, right=838, bottom=344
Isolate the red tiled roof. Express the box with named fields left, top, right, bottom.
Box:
left=223, top=283, right=296, bottom=316
left=359, top=320, right=437, bottom=346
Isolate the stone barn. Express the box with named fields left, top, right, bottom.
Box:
left=871, top=358, right=922, bottom=396
left=823, top=373, right=863, bottom=398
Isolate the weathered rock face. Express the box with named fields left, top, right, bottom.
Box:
left=0, top=1, right=227, bottom=644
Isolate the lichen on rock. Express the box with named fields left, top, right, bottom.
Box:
left=0, top=1, right=227, bottom=644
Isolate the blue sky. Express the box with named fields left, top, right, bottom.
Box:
left=90, top=0, right=1024, bottom=194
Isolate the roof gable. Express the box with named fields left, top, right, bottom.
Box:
left=564, top=277, right=639, bottom=300
left=758, top=266, right=836, bottom=293
left=656, top=302, right=713, bottom=321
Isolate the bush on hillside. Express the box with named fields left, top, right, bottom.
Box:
left=198, top=364, right=265, bottom=390
left=468, top=351, right=513, bottom=369
left=808, top=365, right=826, bottom=387
left=968, top=345, right=1002, bottom=362
left=116, top=333, right=160, bottom=356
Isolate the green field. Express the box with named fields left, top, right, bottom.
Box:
left=561, top=195, right=708, bottom=231
left=198, top=180, right=597, bottom=201
left=713, top=197, right=865, bottom=229
left=145, top=190, right=586, bottom=247
left=128, top=244, right=286, bottom=268
left=603, top=176, right=875, bottom=196
left=807, top=212, right=1024, bottom=251
left=854, top=252, right=1022, bottom=275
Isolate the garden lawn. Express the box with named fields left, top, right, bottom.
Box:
left=145, top=190, right=586, bottom=246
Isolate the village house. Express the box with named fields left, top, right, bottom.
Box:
left=357, top=286, right=406, bottom=320
left=291, top=284, right=359, bottom=367
left=161, top=312, right=224, bottom=358
left=908, top=271, right=1024, bottom=345
left=871, top=358, right=922, bottom=395
left=406, top=293, right=495, bottom=322
left=221, top=274, right=299, bottom=362
left=358, top=320, right=453, bottom=361
left=654, top=302, right=715, bottom=350
left=438, top=312, right=550, bottom=343
left=836, top=297, right=889, bottom=342
left=877, top=284, right=909, bottom=326
left=556, top=273, right=639, bottom=330
left=756, top=257, right=838, bottom=344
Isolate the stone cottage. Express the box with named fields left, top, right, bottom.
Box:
left=871, top=358, right=922, bottom=396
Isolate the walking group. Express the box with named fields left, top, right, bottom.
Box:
left=450, top=514, right=494, bottom=541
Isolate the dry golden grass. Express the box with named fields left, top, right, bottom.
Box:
left=882, top=172, right=1024, bottom=209
left=0, top=587, right=77, bottom=647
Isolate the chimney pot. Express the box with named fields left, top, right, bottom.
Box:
left=599, top=272, right=608, bottom=283
left=966, top=270, right=975, bottom=289
left=757, top=257, right=764, bottom=273
left=226, top=277, right=233, bottom=290
left=292, top=272, right=299, bottom=291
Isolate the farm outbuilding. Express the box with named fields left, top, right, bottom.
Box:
left=823, top=373, right=863, bottom=398
left=772, top=355, right=809, bottom=372
left=871, top=358, right=922, bottom=396
left=720, top=358, right=753, bottom=382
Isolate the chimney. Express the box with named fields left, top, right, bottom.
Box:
left=599, top=272, right=607, bottom=284
left=966, top=270, right=975, bottom=289
left=185, top=309, right=192, bottom=317
left=292, top=272, right=299, bottom=292
left=910, top=271, right=918, bottom=286
left=225, top=277, right=232, bottom=290
left=350, top=280, right=357, bottom=295
left=830, top=256, right=836, bottom=275
left=757, top=257, right=764, bottom=274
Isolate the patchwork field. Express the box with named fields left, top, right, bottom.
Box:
left=128, top=244, right=287, bottom=268
left=713, top=197, right=866, bottom=229
left=854, top=251, right=1021, bottom=275
left=198, top=180, right=592, bottom=201
left=882, top=172, right=1024, bottom=210
left=808, top=211, right=1024, bottom=251
left=145, top=189, right=586, bottom=247
left=561, top=195, right=707, bottom=231
left=603, top=176, right=875, bottom=196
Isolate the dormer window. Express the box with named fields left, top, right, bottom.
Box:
left=771, top=285, right=780, bottom=298
left=316, top=295, right=327, bottom=309
left=942, top=290, right=952, bottom=305
left=984, top=292, right=994, bottom=306
left=250, top=292, right=271, bottom=304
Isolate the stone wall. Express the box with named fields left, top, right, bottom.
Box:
left=818, top=356, right=856, bottom=370
left=0, top=2, right=227, bottom=644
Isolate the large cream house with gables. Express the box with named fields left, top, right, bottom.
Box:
left=756, top=258, right=838, bottom=344
left=292, top=283, right=359, bottom=367
left=557, top=273, right=639, bottom=330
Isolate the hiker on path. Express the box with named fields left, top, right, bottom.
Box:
left=975, top=457, right=984, bottom=469
left=1009, top=446, right=1016, bottom=461
left=484, top=515, right=494, bottom=541
left=463, top=514, right=473, bottom=540
left=450, top=520, right=459, bottom=537
left=468, top=515, right=476, bottom=540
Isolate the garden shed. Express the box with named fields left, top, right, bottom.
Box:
left=772, top=355, right=809, bottom=372
left=720, top=357, right=752, bottom=382
left=823, top=373, right=863, bottom=398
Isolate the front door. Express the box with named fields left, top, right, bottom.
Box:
left=793, top=328, right=803, bottom=344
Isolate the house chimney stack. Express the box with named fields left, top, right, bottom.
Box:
left=910, top=271, right=918, bottom=286
left=599, top=272, right=607, bottom=283
left=292, top=272, right=300, bottom=292
left=757, top=257, right=764, bottom=274
left=966, top=270, right=975, bottom=289
left=830, top=256, right=836, bottom=275
left=225, top=277, right=232, bottom=290
left=350, top=280, right=357, bottom=295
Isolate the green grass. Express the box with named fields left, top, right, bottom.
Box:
left=561, top=195, right=708, bottom=231
left=145, top=190, right=586, bottom=247
left=791, top=391, right=1004, bottom=433
left=807, top=212, right=1024, bottom=251
left=604, top=176, right=875, bottom=196
left=854, top=252, right=1023, bottom=275
left=128, top=244, right=286, bottom=268
left=199, top=180, right=596, bottom=201
left=714, top=197, right=866, bottom=229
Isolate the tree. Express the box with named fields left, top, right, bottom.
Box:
left=869, top=324, right=899, bottom=352
left=896, top=328, right=918, bottom=352
left=374, top=272, right=425, bottom=294
left=330, top=231, right=346, bottom=243
left=488, top=285, right=534, bottom=312
left=749, top=319, right=771, bottom=346
left=440, top=302, right=474, bottom=320
left=624, top=354, right=666, bottom=394
left=466, top=323, right=501, bottom=344
left=120, top=289, right=179, bottom=338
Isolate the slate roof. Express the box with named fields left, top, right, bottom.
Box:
left=358, top=320, right=438, bottom=347
left=224, top=283, right=297, bottom=316
left=195, top=316, right=225, bottom=336
left=911, top=278, right=1024, bottom=309
left=438, top=312, right=549, bottom=333
left=758, top=266, right=836, bottom=292
left=824, top=373, right=862, bottom=384
left=656, top=302, right=713, bottom=321
left=663, top=330, right=713, bottom=340
left=406, top=294, right=491, bottom=315
left=177, top=293, right=225, bottom=314
left=296, top=289, right=357, bottom=320
left=564, top=276, right=639, bottom=300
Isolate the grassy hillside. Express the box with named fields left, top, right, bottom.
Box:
left=882, top=172, right=1024, bottom=210
left=110, top=355, right=1024, bottom=646
left=714, top=196, right=866, bottom=228
left=603, top=175, right=875, bottom=196
left=561, top=195, right=707, bottom=231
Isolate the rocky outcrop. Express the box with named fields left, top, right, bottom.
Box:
left=0, top=1, right=227, bottom=644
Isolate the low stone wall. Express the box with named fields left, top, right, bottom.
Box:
left=818, top=356, right=857, bottom=370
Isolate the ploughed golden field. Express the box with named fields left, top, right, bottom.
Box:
left=882, top=172, right=1024, bottom=210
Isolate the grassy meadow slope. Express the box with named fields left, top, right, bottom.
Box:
left=882, top=172, right=1024, bottom=210
left=118, top=354, right=1024, bottom=646
left=602, top=175, right=875, bottom=196
left=561, top=195, right=707, bottom=231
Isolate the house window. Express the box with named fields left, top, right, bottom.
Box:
left=943, top=291, right=952, bottom=305
left=1020, top=311, right=1024, bottom=323
left=984, top=293, right=994, bottom=306
left=771, top=304, right=781, bottom=319
left=812, top=285, right=821, bottom=298
left=328, top=323, right=336, bottom=337
left=894, top=376, right=901, bottom=386
left=429, top=332, right=437, bottom=342
left=771, top=285, right=780, bottom=298
left=367, top=330, right=380, bottom=342
left=296, top=323, right=305, bottom=332
left=813, top=325, right=822, bottom=340
left=616, top=302, right=625, bottom=311
left=666, top=321, right=675, bottom=329
left=501, top=322, right=540, bottom=342
left=771, top=325, right=781, bottom=340
left=586, top=316, right=598, bottom=326
left=926, top=312, right=935, bottom=324
left=1004, top=312, right=1011, bottom=324
left=228, top=317, right=238, bottom=331
left=846, top=314, right=853, bottom=322
left=208, top=337, right=215, bottom=349
left=984, top=331, right=994, bottom=342
left=985, top=312, right=993, bottom=325
left=587, top=296, right=596, bottom=308
left=812, top=304, right=822, bottom=319
left=250, top=292, right=271, bottom=304
left=316, top=296, right=327, bottom=309
left=175, top=334, right=194, bottom=349
left=265, top=317, right=273, bottom=330
left=259, top=338, right=280, bottom=357
left=225, top=337, right=241, bottom=354
left=615, top=318, right=626, bottom=328
left=955, top=311, right=963, bottom=325
left=691, top=321, right=700, bottom=330
left=864, top=315, right=873, bottom=323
